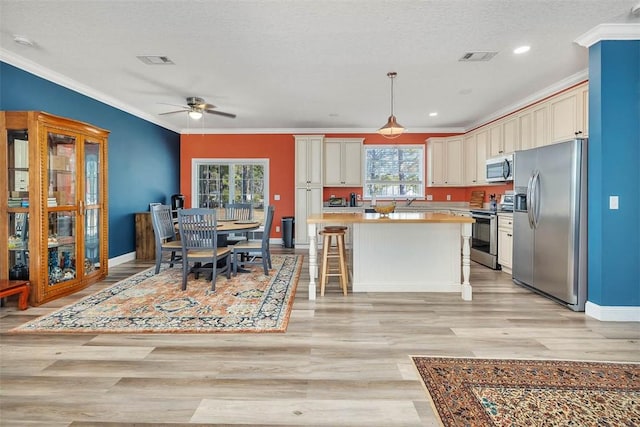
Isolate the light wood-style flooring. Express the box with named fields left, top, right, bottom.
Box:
left=1, top=248, right=638, bottom=426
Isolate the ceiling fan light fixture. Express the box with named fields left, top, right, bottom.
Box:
left=377, top=72, right=405, bottom=138
left=188, top=110, right=203, bottom=120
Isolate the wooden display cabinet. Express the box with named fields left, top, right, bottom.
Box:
left=1, top=111, right=109, bottom=306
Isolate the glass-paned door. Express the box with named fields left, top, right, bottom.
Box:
left=47, top=132, right=79, bottom=286
left=6, top=130, right=30, bottom=280
left=83, top=141, right=101, bottom=275
left=194, top=160, right=268, bottom=223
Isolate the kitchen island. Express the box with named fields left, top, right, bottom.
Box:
left=306, top=212, right=474, bottom=301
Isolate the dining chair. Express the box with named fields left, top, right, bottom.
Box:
left=150, top=204, right=183, bottom=274
left=231, top=205, right=275, bottom=275
left=177, top=208, right=231, bottom=291
left=224, top=202, right=253, bottom=244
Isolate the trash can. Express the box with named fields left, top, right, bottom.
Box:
left=281, top=216, right=295, bottom=248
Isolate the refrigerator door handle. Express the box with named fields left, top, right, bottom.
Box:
left=531, top=170, right=540, bottom=228
left=526, top=173, right=535, bottom=228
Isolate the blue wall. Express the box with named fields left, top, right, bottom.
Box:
left=1, top=62, right=181, bottom=258
left=587, top=41, right=640, bottom=307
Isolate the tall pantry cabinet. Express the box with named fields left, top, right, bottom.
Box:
left=1, top=111, right=109, bottom=306
left=294, top=135, right=323, bottom=246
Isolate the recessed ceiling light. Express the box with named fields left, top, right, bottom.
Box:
left=429, top=112, right=438, bottom=117
left=514, top=45, right=530, bottom=54
left=13, top=35, right=35, bottom=47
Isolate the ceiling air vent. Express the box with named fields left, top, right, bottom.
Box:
left=136, top=55, right=175, bottom=65
left=459, top=51, right=498, bottom=62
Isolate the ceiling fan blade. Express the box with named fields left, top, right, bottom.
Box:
left=158, top=102, right=189, bottom=109
left=205, top=109, right=237, bottom=119
left=201, top=103, right=217, bottom=109
left=159, top=109, right=189, bottom=115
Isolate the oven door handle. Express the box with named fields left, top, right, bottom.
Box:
left=472, top=213, right=496, bottom=220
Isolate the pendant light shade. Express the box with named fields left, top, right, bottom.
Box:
left=377, top=72, right=405, bottom=138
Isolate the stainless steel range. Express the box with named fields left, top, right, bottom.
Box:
left=470, top=210, right=499, bottom=270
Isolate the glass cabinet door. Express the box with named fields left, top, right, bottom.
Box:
left=47, top=132, right=79, bottom=286
left=83, top=140, right=101, bottom=276
left=6, top=130, right=30, bottom=281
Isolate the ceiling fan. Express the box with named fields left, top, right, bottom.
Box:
left=159, top=96, right=236, bottom=119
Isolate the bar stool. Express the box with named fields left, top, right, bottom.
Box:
left=319, top=226, right=348, bottom=296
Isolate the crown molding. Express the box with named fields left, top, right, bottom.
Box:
left=575, top=23, right=640, bottom=48
left=179, top=127, right=466, bottom=135
left=466, top=69, right=589, bottom=131
left=0, top=48, right=181, bottom=133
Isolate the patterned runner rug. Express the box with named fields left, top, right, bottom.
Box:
left=11, top=254, right=302, bottom=334
left=412, top=356, right=640, bottom=427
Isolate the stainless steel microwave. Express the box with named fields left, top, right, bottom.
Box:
left=486, top=154, right=513, bottom=182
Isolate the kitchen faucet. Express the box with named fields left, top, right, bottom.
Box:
left=406, top=198, right=416, bottom=206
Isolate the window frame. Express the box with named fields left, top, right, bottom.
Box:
left=191, top=158, right=270, bottom=213
left=363, top=144, right=425, bottom=200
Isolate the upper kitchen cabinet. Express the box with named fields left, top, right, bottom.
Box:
left=523, top=102, right=549, bottom=148
left=427, top=136, right=463, bottom=186
left=487, top=122, right=503, bottom=157
left=463, top=130, right=488, bottom=186
left=324, top=138, right=363, bottom=186
left=501, top=116, right=519, bottom=154
left=295, top=135, right=324, bottom=187
left=294, top=135, right=323, bottom=246
left=1, top=111, right=109, bottom=306
left=488, top=117, right=519, bottom=157
left=548, top=83, right=588, bottom=144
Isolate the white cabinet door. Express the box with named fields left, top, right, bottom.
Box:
left=324, top=138, right=363, bottom=186
left=428, top=138, right=446, bottom=186
left=578, top=85, right=589, bottom=138
left=488, top=122, right=503, bottom=157
left=518, top=108, right=534, bottom=151
left=498, top=216, right=513, bottom=273
left=342, top=140, right=362, bottom=185
left=531, top=103, right=549, bottom=147
left=549, top=88, right=580, bottom=143
left=295, top=135, right=323, bottom=187
left=323, top=140, right=342, bottom=186
left=475, top=130, right=488, bottom=185
left=464, top=134, right=478, bottom=185
left=445, top=137, right=464, bottom=185
left=502, top=116, right=519, bottom=154
left=294, top=186, right=323, bottom=246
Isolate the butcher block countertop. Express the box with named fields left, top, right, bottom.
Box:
left=307, top=212, right=475, bottom=224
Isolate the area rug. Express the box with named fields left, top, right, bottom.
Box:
left=411, top=356, right=640, bottom=427
left=11, top=254, right=302, bottom=334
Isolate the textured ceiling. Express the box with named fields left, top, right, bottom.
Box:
left=1, top=0, right=639, bottom=133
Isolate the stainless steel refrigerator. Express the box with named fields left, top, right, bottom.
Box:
left=512, top=138, right=588, bottom=311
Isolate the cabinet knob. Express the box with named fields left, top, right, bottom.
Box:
left=507, top=233, right=512, bottom=237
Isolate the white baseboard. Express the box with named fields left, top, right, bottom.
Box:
left=585, top=301, right=640, bottom=322
left=108, top=252, right=136, bottom=268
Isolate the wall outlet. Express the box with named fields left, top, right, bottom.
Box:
left=330, top=194, right=335, bottom=198
left=609, top=195, right=619, bottom=210
left=446, top=195, right=451, bottom=201
left=426, top=194, right=433, bottom=201
left=274, top=194, right=280, bottom=201
left=276, top=225, right=280, bottom=232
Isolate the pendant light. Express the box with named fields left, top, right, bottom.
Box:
left=377, top=71, right=405, bottom=138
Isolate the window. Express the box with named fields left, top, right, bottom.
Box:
left=192, top=159, right=269, bottom=222
left=364, top=145, right=424, bottom=199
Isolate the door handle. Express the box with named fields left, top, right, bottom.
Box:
left=526, top=174, right=534, bottom=228
left=532, top=170, right=540, bottom=228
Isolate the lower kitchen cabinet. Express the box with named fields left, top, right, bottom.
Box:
left=498, top=215, right=513, bottom=274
